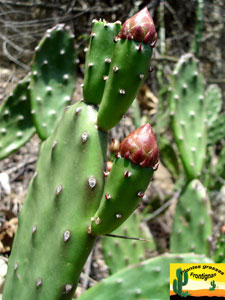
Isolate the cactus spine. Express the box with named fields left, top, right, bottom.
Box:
left=173, top=268, right=190, bottom=297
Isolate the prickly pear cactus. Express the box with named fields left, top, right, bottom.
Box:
left=3, top=101, right=108, bottom=300
left=214, top=226, right=225, bottom=263
left=97, top=8, right=157, bottom=130
left=169, top=53, right=207, bottom=180
left=90, top=124, right=159, bottom=236
left=207, top=113, right=225, bottom=146
left=83, top=20, right=121, bottom=105
left=0, top=77, right=35, bottom=160
left=205, top=84, right=222, bottom=129
left=170, top=179, right=212, bottom=256
left=101, top=211, right=156, bottom=274
left=30, top=24, right=77, bottom=140
left=78, top=253, right=213, bottom=300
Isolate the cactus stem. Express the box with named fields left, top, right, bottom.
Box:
left=56, top=185, right=63, bottom=195
left=63, top=230, right=71, bottom=242
left=36, top=277, right=42, bottom=287
left=88, top=176, right=97, bottom=189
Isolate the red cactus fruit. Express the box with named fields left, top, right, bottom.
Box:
left=118, top=7, right=157, bottom=47
left=120, top=123, right=159, bottom=169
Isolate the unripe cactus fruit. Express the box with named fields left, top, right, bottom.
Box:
left=120, top=123, right=159, bottom=169
left=90, top=124, right=158, bottom=235
left=118, top=7, right=157, bottom=47
left=97, top=8, right=156, bottom=130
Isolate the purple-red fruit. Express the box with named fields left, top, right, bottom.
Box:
left=120, top=123, right=159, bottom=169
left=118, top=7, right=157, bottom=47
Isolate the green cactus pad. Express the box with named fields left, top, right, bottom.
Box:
left=101, top=211, right=156, bottom=274
left=205, top=84, right=222, bottom=129
left=214, top=233, right=225, bottom=263
left=208, top=113, right=225, bottom=145
left=90, top=157, right=154, bottom=235
left=83, top=20, right=121, bottom=105
left=170, top=179, right=212, bottom=256
left=0, top=77, right=35, bottom=160
left=97, top=39, right=153, bottom=130
left=169, top=53, right=207, bottom=179
left=3, top=102, right=107, bottom=300
left=30, top=24, right=77, bottom=140
left=78, top=253, right=213, bottom=300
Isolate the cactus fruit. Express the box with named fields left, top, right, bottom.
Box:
left=3, top=101, right=108, bottom=300
left=170, top=179, right=212, bottom=256
left=173, top=268, right=190, bottom=297
left=78, top=253, right=213, bottom=300
left=101, top=211, right=156, bottom=274
left=83, top=20, right=121, bottom=105
left=214, top=225, right=225, bottom=263
left=209, top=280, right=216, bottom=291
left=90, top=123, right=159, bottom=235
left=0, top=77, right=35, bottom=160
left=97, top=8, right=157, bottom=130
left=169, top=53, right=207, bottom=180
left=30, top=24, right=77, bottom=140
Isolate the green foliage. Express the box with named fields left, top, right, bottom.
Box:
left=170, top=179, right=212, bottom=256
left=78, top=254, right=212, bottom=300
left=169, top=53, right=207, bottom=180
left=101, top=211, right=156, bottom=274
left=0, top=77, right=35, bottom=160
left=30, top=24, right=77, bottom=140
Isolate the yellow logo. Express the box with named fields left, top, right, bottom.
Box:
left=170, top=263, right=225, bottom=298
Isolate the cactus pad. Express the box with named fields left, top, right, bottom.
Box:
left=78, top=253, right=213, bottom=300
left=83, top=20, right=121, bottom=105
left=3, top=101, right=108, bottom=300
left=0, top=77, right=35, bottom=160
left=170, top=179, right=212, bottom=256
left=30, top=24, right=77, bottom=140
left=169, top=53, right=207, bottom=179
